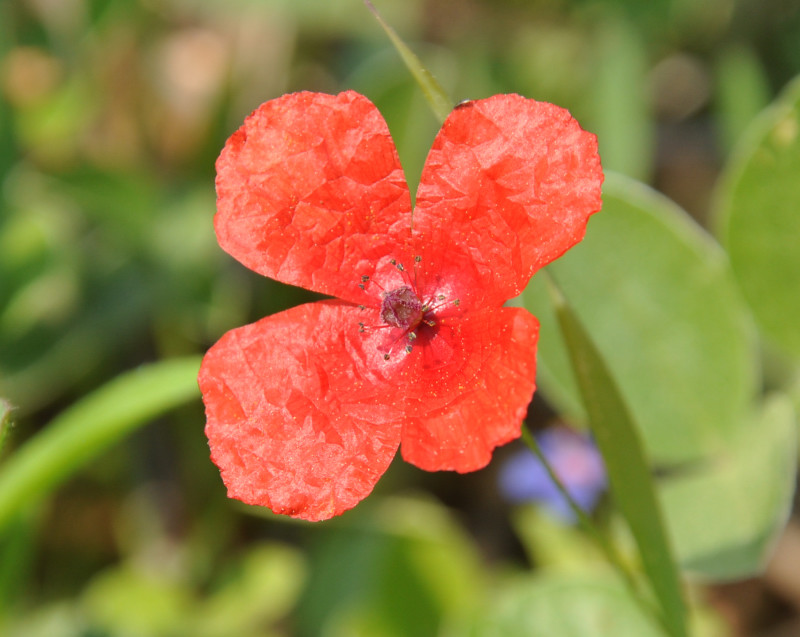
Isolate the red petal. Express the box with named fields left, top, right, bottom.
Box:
left=215, top=91, right=412, bottom=304
left=198, top=301, right=403, bottom=521
left=399, top=307, right=539, bottom=472
left=412, top=95, right=603, bottom=307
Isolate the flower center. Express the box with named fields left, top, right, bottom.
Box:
left=380, top=286, right=424, bottom=330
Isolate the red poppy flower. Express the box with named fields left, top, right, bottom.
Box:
left=199, top=91, right=603, bottom=521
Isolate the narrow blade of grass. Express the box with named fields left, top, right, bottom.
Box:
left=363, top=0, right=454, bottom=123
left=546, top=274, right=687, bottom=637
left=0, top=357, right=201, bottom=531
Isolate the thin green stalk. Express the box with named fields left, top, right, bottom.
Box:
left=0, top=399, right=13, bottom=455
left=542, top=269, right=688, bottom=637
left=520, top=424, right=656, bottom=617
left=0, top=357, right=201, bottom=532
left=363, top=0, right=454, bottom=123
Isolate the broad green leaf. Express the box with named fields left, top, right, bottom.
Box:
left=547, top=279, right=687, bottom=637
left=660, top=395, right=797, bottom=580
left=523, top=173, right=757, bottom=464
left=470, top=573, right=667, bottom=637
left=715, top=74, right=800, bottom=359
left=0, top=357, right=201, bottom=532
left=363, top=0, right=453, bottom=123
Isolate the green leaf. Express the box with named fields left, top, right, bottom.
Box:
left=546, top=278, right=687, bottom=637
left=363, top=0, right=454, bottom=123
left=0, top=357, right=201, bottom=532
left=715, top=74, right=800, bottom=359
left=660, top=395, right=797, bottom=579
left=470, top=573, right=667, bottom=637
left=523, top=173, right=757, bottom=464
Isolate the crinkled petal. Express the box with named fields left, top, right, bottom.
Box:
left=412, top=94, right=603, bottom=307
left=399, top=307, right=539, bottom=472
left=198, top=301, right=403, bottom=521
left=215, top=91, right=412, bottom=305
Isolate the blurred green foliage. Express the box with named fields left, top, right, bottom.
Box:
left=1, top=0, right=800, bottom=635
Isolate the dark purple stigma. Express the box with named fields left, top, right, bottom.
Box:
left=381, top=286, right=424, bottom=330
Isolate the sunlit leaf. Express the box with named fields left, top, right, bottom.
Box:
left=715, top=74, right=800, bottom=359
left=523, top=173, right=756, bottom=464
left=470, top=573, right=667, bottom=637
left=661, top=395, right=797, bottom=579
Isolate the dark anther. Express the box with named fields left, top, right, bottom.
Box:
left=396, top=263, right=404, bottom=272
left=437, top=294, right=445, bottom=301
left=424, top=319, right=436, bottom=327
left=408, top=331, right=417, bottom=341
left=358, top=322, right=365, bottom=333
left=381, top=286, right=424, bottom=329
left=384, top=353, right=390, bottom=360
left=390, top=259, right=397, bottom=265
left=358, top=284, right=365, bottom=290
left=454, top=299, right=461, bottom=306
left=414, top=256, right=421, bottom=262
left=358, top=304, right=365, bottom=310
left=405, top=344, right=413, bottom=353
left=361, top=275, right=369, bottom=282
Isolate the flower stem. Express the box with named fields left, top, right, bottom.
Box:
left=362, top=0, right=453, bottom=123
left=519, top=424, right=655, bottom=616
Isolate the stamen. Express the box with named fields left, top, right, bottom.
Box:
left=454, top=299, right=460, bottom=306
left=361, top=275, right=369, bottom=283
left=405, top=344, right=412, bottom=353
left=358, top=284, right=365, bottom=290
left=408, top=331, right=417, bottom=341
left=384, top=353, right=390, bottom=360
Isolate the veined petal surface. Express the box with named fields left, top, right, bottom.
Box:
left=215, top=91, right=413, bottom=305
left=198, top=301, right=403, bottom=521
left=413, top=94, right=603, bottom=307
left=399, top=307, right=539, bottom=472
